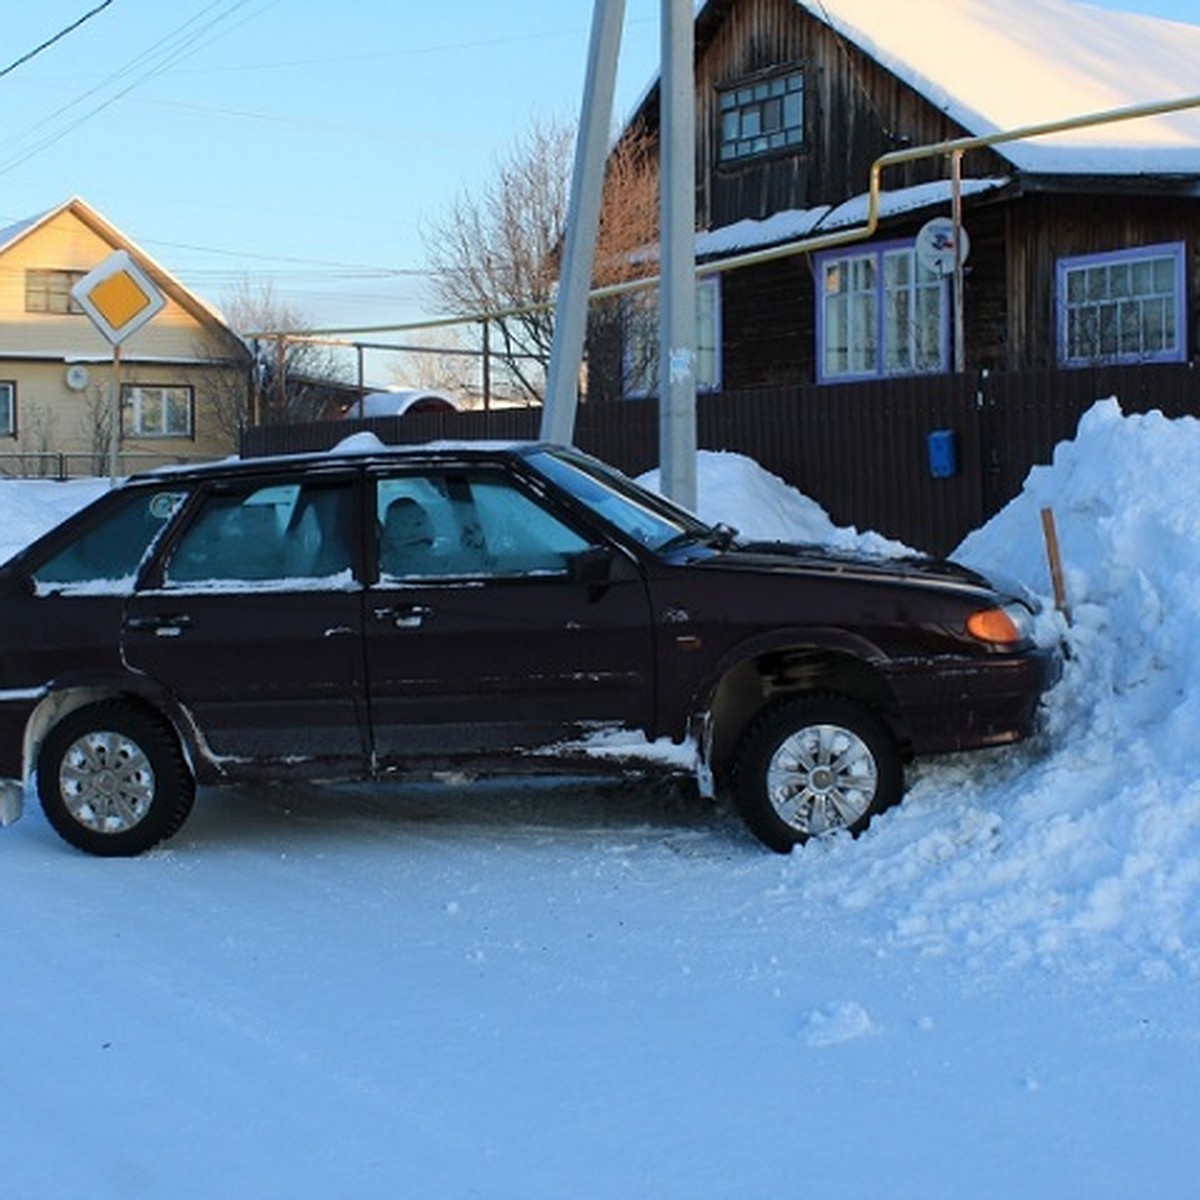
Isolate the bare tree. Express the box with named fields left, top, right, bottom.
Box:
left=596, top=124, right=660, bottom=288
left=213, top=281, right=353, bottom=434
left=387, top=326, right=479, bottom=404
left=16, top=402, right=58, bottom=477
left=423, top=116, right=662, bottom=406
left=591, top=125, right=661, bottom=399
left=79, top=382, right=116, bottom=475
left=423, top=117, right=574, bottom=404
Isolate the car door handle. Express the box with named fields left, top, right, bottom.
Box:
left=373, top=604, right=432, bottom=629
left=125, top=613, right=193, bottom=636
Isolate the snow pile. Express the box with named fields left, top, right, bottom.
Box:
left=773, top=399, right=1200, bottom=981
left=0, top=478, right=107, bottom=566
left=640, top=448, right=911, bottom=555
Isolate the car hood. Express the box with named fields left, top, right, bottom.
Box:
left=698, top=540, right=1018, bottom=601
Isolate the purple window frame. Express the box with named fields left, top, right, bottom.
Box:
left=814, top=239, right=951, bottom=384
left=1056, top=241, right=1187, bottom=368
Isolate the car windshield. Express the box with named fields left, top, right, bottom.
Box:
left=527, top=448, right=714, bottom=552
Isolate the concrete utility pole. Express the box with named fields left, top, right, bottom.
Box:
left=658, top=0, right=698, bottom=511
left=541, top=0, right=626, bottom=444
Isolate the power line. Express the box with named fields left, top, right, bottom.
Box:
left=0, top=1, right=116, bottom=81
left=140, top=236, right=431, bottom=276
left=0, top=0, right=274, bottom=177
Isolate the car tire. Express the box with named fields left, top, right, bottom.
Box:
left=37, top=700, right=195, bottom=857
left=732, top=694, right=902, bottom=853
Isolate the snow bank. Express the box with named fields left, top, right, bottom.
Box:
left=774, top=399, right=1200, bottom=983
left=639, top=448, right=911, bottom=555
left=0, top=477, right=107, bottom=566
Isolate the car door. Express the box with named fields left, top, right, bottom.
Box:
left=365, top=466, right=655, bottom=761
left=122, top=472, right=369, bottom=765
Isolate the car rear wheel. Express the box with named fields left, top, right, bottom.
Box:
left=37, top=700, right=195, bottom=857
left=732, top=694, right=902, bottom=853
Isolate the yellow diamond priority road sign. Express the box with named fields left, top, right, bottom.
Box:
left=71, top=250, right=166, bottom=345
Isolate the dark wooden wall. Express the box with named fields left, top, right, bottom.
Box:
left=244, top=362, right=1200, bottom=557
left=690, top=0, right=1009, bottom=226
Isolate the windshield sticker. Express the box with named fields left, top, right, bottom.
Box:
left=149, top=491, right=188, bottom=521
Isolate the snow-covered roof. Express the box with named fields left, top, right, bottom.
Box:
left=795, top=0, right=1200, bottom=175
left=696, top=178, right=1009, bottom=259
left=0, top=214, right=41, bottom=252
left=345, top=389, right=463, bottom=418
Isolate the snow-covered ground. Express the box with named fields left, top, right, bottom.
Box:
left=3, top=400, right=1199, bottom=1198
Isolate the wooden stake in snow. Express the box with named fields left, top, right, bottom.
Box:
left=1040, top=507, right=1071, bottom=624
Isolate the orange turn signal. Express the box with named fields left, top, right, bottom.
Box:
left=966, top=607, right=1024, bottom=645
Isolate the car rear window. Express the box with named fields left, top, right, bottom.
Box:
left=31, top=488, right=188, bottom=593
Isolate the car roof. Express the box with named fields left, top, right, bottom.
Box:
left=127, top=439, right=560, bottom=487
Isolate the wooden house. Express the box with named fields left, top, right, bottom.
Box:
left=0, top=197, right=251, bottom=475
left=589, top=0, right=1200, bottom=400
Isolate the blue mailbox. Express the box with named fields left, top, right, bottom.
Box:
left=927, top=429, right=958, bottom=479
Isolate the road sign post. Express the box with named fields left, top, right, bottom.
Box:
left=71, top=250, right=166, bottom=483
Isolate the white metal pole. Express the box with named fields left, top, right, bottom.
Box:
left=541, top=0, right=626, bottom=444
left=659, top=0, right=697, bottom=510
left=951, top=149, right=965, bottom=373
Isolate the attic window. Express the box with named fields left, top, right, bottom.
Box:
left=25, top=269, right=86, bottom=315
left=718, top=69, right=804, bottom=162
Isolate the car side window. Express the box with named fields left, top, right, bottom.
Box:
left=376, top=472, right=589, bottom=580
left=165, top=480, right=354, bottom=587
left=31, top=488, right=188, bottom=594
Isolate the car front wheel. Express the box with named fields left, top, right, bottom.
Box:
left=37, top=700, right=195, bottom=857
left=732, top=694, right=902, bottom=853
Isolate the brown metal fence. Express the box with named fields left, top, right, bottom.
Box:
left=241, top=363, right=1200, bottom=555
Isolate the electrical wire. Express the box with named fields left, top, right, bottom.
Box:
left=0, top=1, right=116, bottom=81
left=0, top=0, right=274, bottom=177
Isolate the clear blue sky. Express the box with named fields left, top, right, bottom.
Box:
left=2, top=0, right=1198, bottom=332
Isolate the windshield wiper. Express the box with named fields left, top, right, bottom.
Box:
left=657, top=522, right=739, bottom=555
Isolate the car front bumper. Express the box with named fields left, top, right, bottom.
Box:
left=888, top=643, right=1061, bottom=755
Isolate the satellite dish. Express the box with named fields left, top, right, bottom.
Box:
left=65, top=364, right=90, bottom=391
left=915, top=217, right=970, bottom=277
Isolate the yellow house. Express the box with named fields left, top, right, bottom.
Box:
left=0, top=197, right=250, bottom=477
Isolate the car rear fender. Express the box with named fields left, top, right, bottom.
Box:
left=20, top=678, right=206, bottom=792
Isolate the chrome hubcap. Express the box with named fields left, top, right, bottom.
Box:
left=766, top=723, right=877, bottom=835
left=59, top=731, right=155, bottom=834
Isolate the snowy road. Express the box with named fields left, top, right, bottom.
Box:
left=4, top=402, right=1200, bottom=1196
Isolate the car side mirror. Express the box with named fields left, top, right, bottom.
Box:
left=569, top=544, right=615, bottom=592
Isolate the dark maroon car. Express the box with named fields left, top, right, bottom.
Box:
left=0, top=442, right=1058, bottom=856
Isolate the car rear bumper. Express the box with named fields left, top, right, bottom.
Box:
left=0, top=691, right=41, bottom=825
left=888, top=644, right=1061, bottom=755
left=0, top=779, right=23, bottom=826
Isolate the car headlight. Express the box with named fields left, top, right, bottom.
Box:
left=965, top=602, right=1034, bottom=646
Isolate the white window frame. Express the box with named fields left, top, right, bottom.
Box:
left=623, top=275, right=722, bottom=398
left=816, top=239, right=950, bottom=383
left=25, top=269, right=86, bottom=315
left=1056, top=242, right=1186, bottom=367
left=0, top=382, right=14, bottom=437
left=124, top=384, right=194, bottom=438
